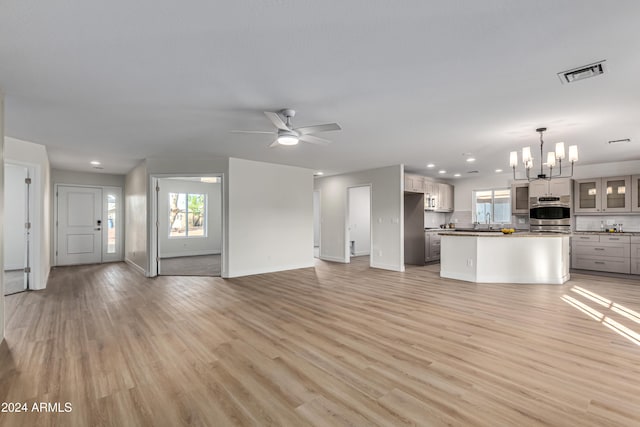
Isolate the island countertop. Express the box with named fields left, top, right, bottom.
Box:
left=438, top=231, right=567, bottom=237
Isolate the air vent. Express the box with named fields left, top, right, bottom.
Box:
left=608, top=138, right=631, bottom=145
left=558, top=60, right=606, bottom=84
left=467, top=170, right=479, bottom=174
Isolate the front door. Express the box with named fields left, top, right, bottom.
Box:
left=57, top=186, right=103, bottom=265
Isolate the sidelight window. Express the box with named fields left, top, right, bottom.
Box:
left=168, top=193, right=207, bottom=238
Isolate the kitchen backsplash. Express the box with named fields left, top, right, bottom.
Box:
left=424, top=211, right=446, bottom=228
left=448, top=210, right=529, bottom=229
left=575, top=215, right=640, bottom=232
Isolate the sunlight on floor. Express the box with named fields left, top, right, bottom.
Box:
left=562, top=286, right=640, bottom=346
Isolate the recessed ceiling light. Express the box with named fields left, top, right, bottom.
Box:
left=314, top=171, right=324, bottom=176
left=466, top=157, right=476, bottom=163
left=438, top=170, right=446, bottom=174
left=495, top=169, right=503, bottom=173
left=90, top=160, right=101, bottom=165
left=426, top=163, right=435, bottom=168
left=454, top=173, right=461, bottom=177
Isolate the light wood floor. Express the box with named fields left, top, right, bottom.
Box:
left=1, top=259, right=640, bottom=426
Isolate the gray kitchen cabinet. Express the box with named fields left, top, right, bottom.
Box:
left=528, top=178, right=571, bottom=199
left=425, top=230, right=441, bottom=262
left=632, top=175, right=640, bottom=213
left=511, top=183, right=529, bottom=215
left=424, top=181, right=437, bottom=210
left=571, top=234, right=631, bottom=274
left=435, top=183, right=454, bottom=212
left=574, top=176, right=631, bottom=213
left=632, top=236, right=640, bottom=275
left=404, top=174, right=425, bottom=193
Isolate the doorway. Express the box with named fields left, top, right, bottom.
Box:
left=55, top=185, right=123, bottom=266
left=3, top=163, right=32, bottom=295
left=155, top=176, right=223, bottom=276
left=346, top=185, right=372, bottom=263
left=313, top=190, right=321, bottom=258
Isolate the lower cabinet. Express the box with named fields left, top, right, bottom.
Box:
left=425, top=231, right=441, bottom=262
left=632, top=237, right=640, bottom=275
left=571, top=235, right=631, bottom=274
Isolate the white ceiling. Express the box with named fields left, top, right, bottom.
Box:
left=1, top=1, right=639, bottom=177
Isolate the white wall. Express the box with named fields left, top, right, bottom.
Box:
left=0, top=91, right=4, bottom=339
left=313, top=190, right=320, bottom=247
left=4, top=164, right=26, bottom=269
left=314, top=165, right=404, bottom=271
left=157, top=178, right=222, bottom=257
left=124, top=161, right=147, bottom=274
left=348, top=186, right=370, bottom=256
left=5, top=137, right=51, bottom=290
left=227, top=158, right=313, bottom=277
left=51, top=169, right=125, bottom=188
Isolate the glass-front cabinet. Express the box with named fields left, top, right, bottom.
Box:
left=602, top=176, right=631, bottom=213
left=511, top=183, right=529, bottom=215
left=632, top=175, right=640, bottom=212
left=574, top=176, right=632, bottom=213
left=574, top=179, right=601, bottom=213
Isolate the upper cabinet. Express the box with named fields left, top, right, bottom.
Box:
left=632, top=175, right=640, bottom=212
left=404, top=173, right=454, bottom=211
left=528, top=178, right=572, bottom=199
left=511, top=183, right=529, bottom=215
left=404, top=174, right=424, bottom=193
left=435, top=183, right=454, bottom=212
left=574, top=176, right=632, bottom=213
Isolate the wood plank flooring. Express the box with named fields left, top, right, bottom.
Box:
left=1, top=258, right=640, bottom=426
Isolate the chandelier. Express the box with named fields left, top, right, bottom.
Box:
left=510, top=127, right=578, bottom=181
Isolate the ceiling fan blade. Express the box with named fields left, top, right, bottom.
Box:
left=295, top=123, right=341, bottom=135
left=264, top=111, right=289, bottom=130
left=299, top=134, right=331, bottom=145
left=269, top=140, right=280, bottom=148
left=230, top=130, right=276, bottom=134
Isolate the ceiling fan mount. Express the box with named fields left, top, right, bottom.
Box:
left=231, top=108, right=341, bottom=148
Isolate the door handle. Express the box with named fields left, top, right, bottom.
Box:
left=94, top=228, right=101, bottom=231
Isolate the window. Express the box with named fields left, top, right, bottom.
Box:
left=107, top=194, right=116, bottom=253
left=473, top=188, right=511, bottom=224
left=169, top=193, right=206, bottom=237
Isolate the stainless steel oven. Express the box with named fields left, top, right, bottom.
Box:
left=530, top=196, right=571, bottom=233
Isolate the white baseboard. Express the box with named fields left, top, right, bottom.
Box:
left=353, top=251, right=370, bottom=257
left=159, top=250, right=221, bottom=259
left=370, top=261, right=404, bottom=272
left=125, top=258, right=146, bottom=276
left=225, top=262, right=315, bottom=278
left=319, top=255, right=348, bottom=263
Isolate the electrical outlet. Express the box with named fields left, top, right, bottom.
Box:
left=466, top=258, right=473, bottom=267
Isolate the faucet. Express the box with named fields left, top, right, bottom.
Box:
left=485, top=212, right=491, bottom=228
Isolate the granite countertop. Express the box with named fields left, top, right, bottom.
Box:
left=572, top=231, right=640, bottom=236
left=438, top=231, right=569, bottom=237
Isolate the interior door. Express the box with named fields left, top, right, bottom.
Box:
left=57, top=186, right=103, bottom=265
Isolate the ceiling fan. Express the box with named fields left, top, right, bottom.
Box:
left=231, top=109, right=341, bottom=147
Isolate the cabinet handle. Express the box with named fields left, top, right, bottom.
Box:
left=580, top=237, right=590, bottom=239
left=594, top=248, right=605, bottom=251
left=609, top=238, right=619, bottom=241
left=594, top=261, right=605, bottom=265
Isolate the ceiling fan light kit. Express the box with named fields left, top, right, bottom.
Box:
left=510, top=127, right=578, bottom=182
left=232, top=108, right=341, bottom=147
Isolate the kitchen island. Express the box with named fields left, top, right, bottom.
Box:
left=439, top=231, right=570, bottom=284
